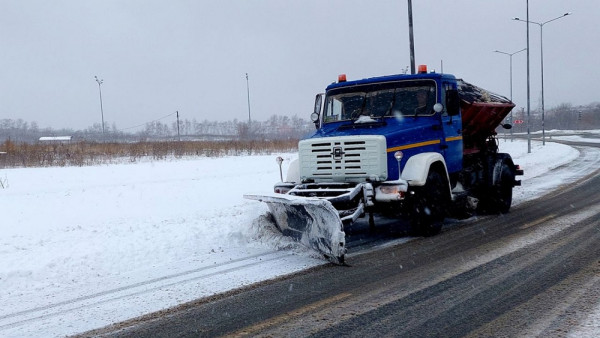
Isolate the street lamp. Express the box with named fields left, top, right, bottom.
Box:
left=513, top=12, right=571, bottom=146
left=94, top=76, right=105, bottom=138
left=494, top=48, right=526, bottom=141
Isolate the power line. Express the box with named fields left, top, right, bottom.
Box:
left=118, top=112, right=178, bottom=131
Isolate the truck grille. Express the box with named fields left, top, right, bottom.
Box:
left=298, top=135, right=387, bottom=183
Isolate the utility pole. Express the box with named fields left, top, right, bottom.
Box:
left=407, top=0, right=416, bottom=74
left=176, top=111, right=181, bottom=141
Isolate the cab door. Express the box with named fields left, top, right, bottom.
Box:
left=440, top=82, right=463, bottom=173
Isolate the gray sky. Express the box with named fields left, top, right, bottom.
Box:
left=1, top=0, right=597, bottom=131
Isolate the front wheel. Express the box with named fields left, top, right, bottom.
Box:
left=409, top=170, right=448, bottom=237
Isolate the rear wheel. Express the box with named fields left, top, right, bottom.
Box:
left=409, top=170, right=448, bottom=237
left=480, top=162, right=514, bottom=214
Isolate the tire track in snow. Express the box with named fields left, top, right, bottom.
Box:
left=0, top=250, right=293, bottom=330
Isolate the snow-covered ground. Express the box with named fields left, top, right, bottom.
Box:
left=552, top=135, right=600, bottom=143
left=516, top=129, right=600, bottom=144
left=0, top=137, right=598, bottom=337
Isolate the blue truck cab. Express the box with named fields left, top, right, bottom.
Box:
left=311, top=70, right=463, bottom=181
left=269, top=67, right=521, bottom=242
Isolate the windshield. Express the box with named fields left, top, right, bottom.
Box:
left=323, top=80, right=437, bottom=123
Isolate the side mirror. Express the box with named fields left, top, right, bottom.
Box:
left=311, top=112, right=319, bottom=123
left=312, top=93, right=324, bottom=129
left=446, top=89, right=460, bottom=116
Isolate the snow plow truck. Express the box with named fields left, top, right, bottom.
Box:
left=245, top=65, right=523, bottom=264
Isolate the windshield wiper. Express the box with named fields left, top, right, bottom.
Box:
left=383, top=89, right=397, bottom=119
left=349, top=94, right=367, bottom=122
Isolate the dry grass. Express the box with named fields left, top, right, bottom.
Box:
left=0, top=139, right=299, bottom=168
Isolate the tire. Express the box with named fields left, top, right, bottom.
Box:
left=480, top=162, right=513, bottom=214
left=409, top=169, right=448, bottom=237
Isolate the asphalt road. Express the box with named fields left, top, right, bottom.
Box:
left=85, top=143, right=600, bottom=338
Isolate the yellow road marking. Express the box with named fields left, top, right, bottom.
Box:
left=228, top=292, right=352, bottom=337
left=520, top=214, right=557, bottom=230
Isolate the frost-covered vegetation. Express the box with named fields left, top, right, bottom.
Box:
left=0, top=139, right=299, bottom=168
left=0, top=115, right=313, bottom=168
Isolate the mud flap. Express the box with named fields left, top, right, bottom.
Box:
left=244, top=193, right=346, bottom=264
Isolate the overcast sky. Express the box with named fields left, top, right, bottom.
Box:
left=1, top=0, right=597, bottom=131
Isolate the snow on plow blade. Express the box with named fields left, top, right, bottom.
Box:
left=244, top=193, right=346, bottom=264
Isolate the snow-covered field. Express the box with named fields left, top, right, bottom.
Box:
left=0, top=137, right=598, bottom=337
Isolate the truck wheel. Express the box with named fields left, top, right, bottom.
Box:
left=481, top=162, right=513, bottom=214
left=409, top=170, right=447, bottom=237
left=493, top=163, right=514, bottom=213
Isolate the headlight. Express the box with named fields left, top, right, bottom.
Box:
left=375, top=183, right=407, bottom=201
left=379, top=185, right=400, bottom=194
left=274, top=183, right=295, bottom=194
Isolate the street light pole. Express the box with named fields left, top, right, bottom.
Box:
left=526, top=0, right=531, bottom=153
left=513, top=12, right=571, bottom=146
left=494, top=48, right=527, bottom=141
left=245, top=73, right=251, bottom=123
left=94, top=76, right=105, bottom=138
left=407, top=0, right=416, bottom=74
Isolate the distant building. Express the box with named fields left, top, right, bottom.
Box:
left=39, top=136, right=72, bottom=144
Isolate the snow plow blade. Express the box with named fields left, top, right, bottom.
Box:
left=244, top=193, right=346, bottom=264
